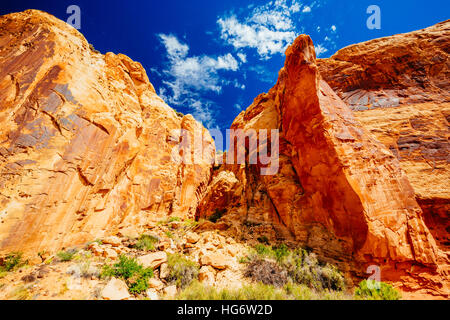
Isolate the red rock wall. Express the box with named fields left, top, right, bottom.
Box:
left=198, top=33, right=448, bottom=297
left=317, top=21, right=450, bottom=256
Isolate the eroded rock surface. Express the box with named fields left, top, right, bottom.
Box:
left=317, top=20, right=450, bottom=111
left=0, top=10, right=215, bottom=256
left=198, top=33, right=448, bottom=297
left=318, top=21, right=450, bottom=256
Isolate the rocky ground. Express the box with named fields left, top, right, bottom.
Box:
left=0, top=218, right=252, bottom=300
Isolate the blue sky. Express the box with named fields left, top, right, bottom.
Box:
left=2, top=0, right=449, bottom=133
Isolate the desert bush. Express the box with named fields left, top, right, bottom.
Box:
left=175, top=281, right=350, bottom=300
left=0, top=252, right=27, bottom=273
left=133, top=234, right=159, bottom=251
left=317, top=264, right=346, bottom=291
left=354, top=280, right=401, bottom=300
left=247, top=245, right=346, bottom=292
left=244, top=258, right=288, bottom=288
left=57, top=249, right=78, bottom=262
left=175, top=281, right=287, bottom=300
left=278, top=248, right=345, bottom=291
left=254, top=244, right=273, bottom=257
left=183, top=219, right=199, bottom=229
left=168, top=217, right=181, bottom=223
left=252, top=244, right=289, bottom=263
left=8, top=286, right=32, bottom=300
left=273, top=244, right=290, bottom=263
left=166, top=253, right=199, bottom=289
left=101, top=255, right=154, bottom=294
left=165, top=231, right=174, bottom=238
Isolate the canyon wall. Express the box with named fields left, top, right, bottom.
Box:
left=197, top=31, right=448, bottom=297
left=317, top=20, right=449, bottom=254
left=0, top=10, right=215, bottom=255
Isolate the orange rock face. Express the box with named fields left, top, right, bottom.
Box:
left=198, top=32, right=448, bottom=296
left=317, top=21, right=450, bottom=257
left=0, top=10, right=215, bottom=255
left=317, top=20, right=450, bottom=110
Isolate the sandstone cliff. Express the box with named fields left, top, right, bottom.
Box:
left=0, top=10, right=215, bottom=255
left=197, top=30, right=448, bottom=297
left=317, top=21, right=449, bottom=255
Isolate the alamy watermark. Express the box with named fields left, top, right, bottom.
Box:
left=170, top=128, right=280, bottom=176
left=367, top=5, right=381, bottom=30
left=66, top=5, right=81, bottom=30
left=366, top=265, right=381, bottom=289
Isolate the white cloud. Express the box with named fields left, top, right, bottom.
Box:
left=158, top=34, right=189, bottom=60
left=314, top=44, right=328, bottom=57
left=154, top=1, right=340, bottom=128
left=217, top=0, right=306, bottom=60
left=157, top=34, right=241, bottom=128
left=237, top=52, right=247, bottom=63
left=290, top=2, right=301, bottom=13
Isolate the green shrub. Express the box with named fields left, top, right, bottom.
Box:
left=317, top=264, right=345, bottom=291
left=165, top=231, right=174, bottom=239
left=133, top=234, right=159, bottom=251
left=252, top=244, right=289, bottom=262
left=273, top=244, right=290, bottom=263
left=183, top=219, right=199, bottom=229
left=354, top=280, right=401, bottom=300
left=101, top=255, right=154, bottom=294
left=175, top=281, right=286, bottom=300
left=57, top=249, right=78, bottom=262
left=254, top=244, right=273, bottom=257
left=284, top=282, right=316, bottom=300
left=208, top=209, right=226, bottom=223
left=8, top=286, right=32, bottom=300
left=166, top=253, right=199, bottom=289
left=0, top=252, right=27, bottom=272
left=175, top=281, right=351, bottom=300
left=247, top=245, right=346, bottom=292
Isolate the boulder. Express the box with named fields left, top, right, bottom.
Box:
left=163, top=285, right=177, bottom=299
left=137, top=252, right=167, bottom=269
left=88, top=243, right=104, bottom=257
left=146, top=289, right=159, bottom=300
left=102, top=236, right=121, bottom=247
left=185, top=232, right=200, bottom=244
left=199, top=266, right=216, bottom=285
left=147, top=278, right=164, bottom=291
left=200, top=252, right=232, bottom=270
left=103, top=248, right=118, bottom=260
left=101, top=278, right=130, bottom=300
